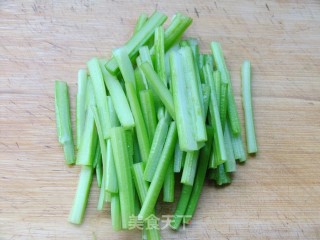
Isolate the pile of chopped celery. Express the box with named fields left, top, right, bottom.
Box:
left=54, top=11, right=258, bottom=238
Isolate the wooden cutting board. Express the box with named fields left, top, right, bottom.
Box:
left=1, top=1, right=319, bottom=239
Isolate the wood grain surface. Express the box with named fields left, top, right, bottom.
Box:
left=1, top=0, right=320, bottom=239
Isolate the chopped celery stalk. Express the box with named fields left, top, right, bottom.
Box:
left=110, top=127, right=135, bottom=229
left=134, top=13, right=148, bottom=34
left=99, top=60, right=135, bottom=129
left=105, top=190, right=112, bottom=203
left=211, top=42, right=241, bottom=135
left=92, top=106, right=118, bottom=196
left=137, top=48, right=163, bottom=110
left=138, top=122, right=177, bottom=220
left=210, top=164, right=232, bottom=186
left=125, top=130, right=134, bottom=160
left=134, top=190, right=141, bottom=216
left=181, top=151, right=200, bottom=186
left=140, top=62, right=175, bottom=119
left=154, top=26, right=166, bottom=85
left=204, top=54, right=214, bottom=69
left=113, top=48, right=136, bottom=89
left=157, top=107, right=165, bottom=121
left=91, top=106, right=107, bottom=167
left=163, top=160, right=175, bottom=202
left=111, top=193, right=122, bottom=231
left=97, top=175, right=106, bottom=210
left=242, top=60, right=258, bottom=154
left=203, top=64, right=227, bottom=163
left=54, top=81, right=75, bottom=165
left=139, top=90, right=157, bottom=142
left=96, top=157, right=103, bottom=188
left=202, top=84, right=211, bottom=119
left=68, top=166, right=94, bottom=224
left=106, top=140, right=118, bottom=193
left=125, top=82, right=150, bottom=163
left=220, top=80, right=228, bottom=130
left=208, top=138, right=216, bottom=169
left=133, top=131, right=142, bottom=163
left=76, top=108, right=98, bottom=166
left=106, top=11, right=168, bottom=74
left=170, top=50, right=198, bottom=151
left=163, top=13, right=193, bottom=51
left=170, top=184, right=192, bottom=230
left=184, top=127, right=213, bottom=223
left=199, top=54, right=205, bottom=80
left=186, top=39, right=205, bottom=117
left=173, top=143, right=185, bottom=173
left=223, top=122, right=236, bottom=172
left=144, top=117, right=170, bottom=182
left=107, top=96, right=120, bottom=127
left=213, top=70, right=221, bottom=106
left=92, top=142, right=101, bottom=169
left=132, top=162, right=150, bottom=203
left=179, top=46, right=207, bottom=143
left=87, top=58, right=111, bottom=138
left=179, top=40, right=188, bottom=47
left=135, top=68, right=148, bottom=93
left=132, top=163, right=161, bottom=239
left=146, top=227, right=161, bottom=240
left=230, top=122, right=246, bottom=162
left=165, top=43, right=180, bottom=90
left=76, top=69, right=88, bottom=149
left=139, top=46, right=154, bottom=68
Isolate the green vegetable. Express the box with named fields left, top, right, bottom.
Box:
left=179, top=45, right=207, bottom=143
left=163, top=13, right=193, bottom=51
left=69, top=166, right=94, bottom=224
left=139, top=46, right=154, bottom=68
left=134, top=14, right=149, bottom=34
left=223, top=122, right=236, bottom=172
left=203, top=64, right=227, bottom=163
left=213, top=70, right=221, bottom=106
left=184, top=127, right=213, bottom=223
left=144, top=117, right=170, bottom=182
left=76, top=69, right=88, bottom=148
left=211, top=42, right=241, bottom=135
left=138, top=122, right=177, bottom=220
left=87, top=58, right=111, bottom=138
left=76, top=107, right=98, bottom=166
left=163, top=160, right=174, bottom=202
left=135, top=68, right=148, bottom=93
left=241, top=60, right=258, bottom=154
left=113, top=48, right=136, bottom=89
left=55, top=81, right=75, bottom=164
left=107, top=96, right=121, bottom=127
left=97, top=174, right=106, bottom=210
left=173, top=143, right=185, bottom=173
left=95, top=155, right=102, bottom=188
left=139, top=90, right=157, bottom=143
left=154, top=26, right=166, bottom=85
left=132, top=163, right=161, bottom=240
left=110, top=127, right=135, bottom=229
left=106, top=11, right=168, bottom=74
left=99, top=60, right=135, bottom=129
left=106, top=140, right=118, bottom=193
left=111, top=193, right=122, bottom=231
left=170, top=50, right=199, bottom=151
left=125, top=82, right=150, bottom=163
left=181, top=151, right=200, bottom=186
left=170, top=185, right=192, bottom=230
left=230, top=123, right=246, bottom=162
left=210, top=164, right=232, bottom=186
left=140, top=62, right=175, bottom=119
